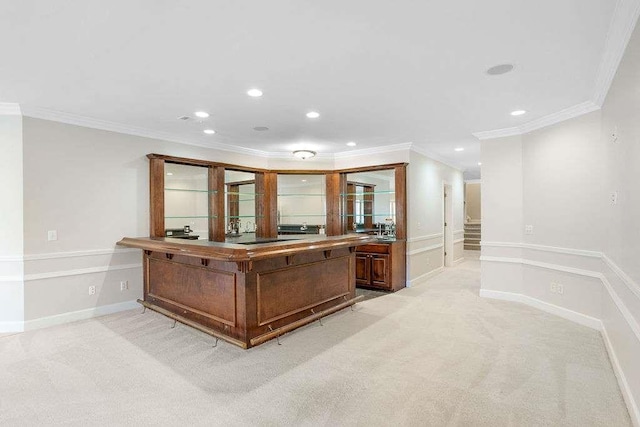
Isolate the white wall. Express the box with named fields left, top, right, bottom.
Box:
left=0, top=110, right=24, bottom=331
left=407, top=150, right=465, bottom=285
left=480, top=21, right=640, bottom=424
left=465, top=182, right=481, bottom=221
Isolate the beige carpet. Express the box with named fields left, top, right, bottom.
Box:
left=0, top=252, right=631, bottom=426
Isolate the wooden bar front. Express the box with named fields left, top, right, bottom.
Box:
left=118, top=235, right=374, bottom=348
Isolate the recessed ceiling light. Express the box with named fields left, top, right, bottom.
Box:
left=347, top=141, right=357, bottom=147
left=511, top=110, right=527, bottom=116
left=247, top=88, right=263, bottom=97
left=166, top=172, right=173, bottom=176
left=203, top=129, right=216, bottom=135
left=478, top=162, right=482, bottom=166
left=486, top=64, right=514, bottom=75
left=194, top=111, right=210, bottom=118
left=253, top=126, right=269, bottom=131
left=455, top=147, right=464, bottom=152
left=306, top=111, right=320, bottom=119
left=301, top=179, right=307, bottom=182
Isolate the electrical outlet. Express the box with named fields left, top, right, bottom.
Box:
left=88, top=286, right=96, bottom=295
left=611, top=125, right=618, bottom=143
left=611, top=192, right=618, bottom=205
left=120, top=280, right=129, bottom=291
left=550, top=282, right=564, bottom=294
left=47, top=230, right=58, bottom=241
left=524, top=225, right=533, bottom=235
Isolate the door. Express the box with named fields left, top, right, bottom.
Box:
left=355, top=253, right=370, bottom=285
left=371, top=254, right=390, bottom=287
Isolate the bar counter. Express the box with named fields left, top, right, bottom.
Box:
left=117, top=234, right=376, bottom=348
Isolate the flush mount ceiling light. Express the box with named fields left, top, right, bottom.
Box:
left=203, top=129, right=216, bottom=135
left=306, top=111, right=320, bottom=119
left=454, top=147, right=464, bottom=152
left=166, top=172, right=174, bottom=176
left=346, top=141, right=357, bottom=147
left=511, top=110, right=527, bottom=116
left=293, top=150, right=316, bottom=160
left=194, top=111, right=210, bottom=118
left=486, top=64, right=514, bottom=75
left=478, top=162, right=482, bottom=166
left=253, top=126, right=269, bottom=131
left=247, top=88, right=263, bottom=97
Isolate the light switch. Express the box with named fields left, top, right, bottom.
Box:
left=524, top=225, right=533, bottom=235
left=47, top=230, right=58, bottom=241
left=611, top=192, right=618, bottom=205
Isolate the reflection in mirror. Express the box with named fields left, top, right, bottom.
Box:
left=164, top=163, right=209, bottom=239
left=345, top=169, right=395, bottom=236
left=225, top=170, right=256, bottom=236
left=277, top=174, right=326, bottom=235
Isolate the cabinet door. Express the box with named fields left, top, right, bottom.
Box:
left=355, top=253, right=370, bottom=285
left=371, top=254, right=390, bottom=288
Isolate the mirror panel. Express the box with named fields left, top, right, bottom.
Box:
left=344, top=169, right=395, bottom=235
left=164, top=163, right=210, bottom=239
left=224, top=170, right=256, bottom=235
left=277, top=174, right=326, bottom=235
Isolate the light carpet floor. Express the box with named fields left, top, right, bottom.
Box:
left=0, top=252, right=631, bottom=426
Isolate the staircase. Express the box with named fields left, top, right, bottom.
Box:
left=464, top=222, right=481, bottom=250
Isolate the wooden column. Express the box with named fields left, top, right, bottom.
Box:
left=149, top=158, right=165, bottom=238
left=325, top=172, right=345, bottom=236
left=256, top=172, right=277, bottom=238
left=394, top=164, right=407, bottom=239
left=209, top=166, right=225, bottom=242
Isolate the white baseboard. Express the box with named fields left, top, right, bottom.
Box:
left=0, top=321, right=25, bottom=333
left=407, top=266, right=444, bottom=287
left=602, top=325, right=640, bottom=427
left=453, top=257, right=465, bottom=266
left=479, top=289, right=603, bottom=331
left=24, top=300, right=140, bottom=331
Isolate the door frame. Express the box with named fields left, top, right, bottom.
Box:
left=443, top=182, right=454, bottom=267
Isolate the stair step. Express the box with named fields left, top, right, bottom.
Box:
left=465, top=238, right=480, bottom=243
left=464, top=244, right=480, bottom=250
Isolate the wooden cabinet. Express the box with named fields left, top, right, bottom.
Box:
left=355, top=241, right=406, bottom=291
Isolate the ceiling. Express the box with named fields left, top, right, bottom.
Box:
left=0, top=1, right=626, bottom=177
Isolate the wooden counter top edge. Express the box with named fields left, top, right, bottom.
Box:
left=116, top=235, right=383, bottom=262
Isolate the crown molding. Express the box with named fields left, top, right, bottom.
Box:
left=592, top=0, right=640, bottom=106
left=409, top=144, right=465, bottom=171
left=471, top=126, right=520, bottom=141
left=0, top=103, right=21, bottom=115
left=263, top=151, right=335, bottom=160
left=20, top=105, right=273, bottom=158
left=333, top=142, right=413, bottom=159
left=472, top=101, right=601, bottom=140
